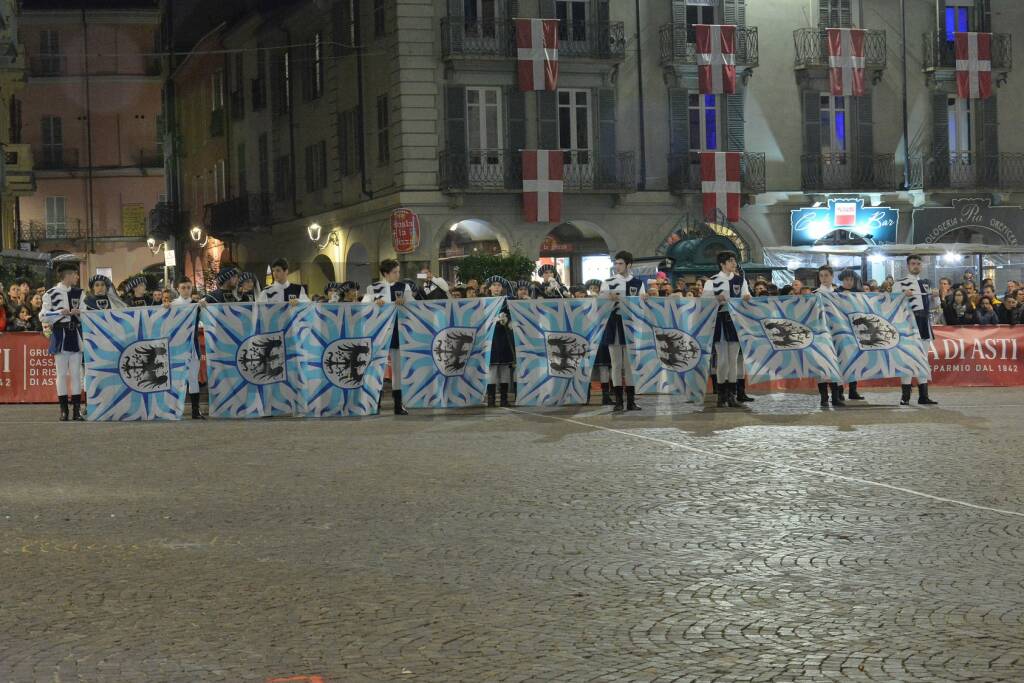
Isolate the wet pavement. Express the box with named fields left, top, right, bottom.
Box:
left=1, top=387, right=1022, bottom=682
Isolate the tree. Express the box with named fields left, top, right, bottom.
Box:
left=455, top=251, right=536, bottom=284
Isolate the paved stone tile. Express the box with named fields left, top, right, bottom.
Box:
left=0, top=388, right=1022, bottom=682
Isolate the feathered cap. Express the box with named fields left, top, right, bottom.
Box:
left=324, top=282, right=346, bottom=295
left=237, top=271, right=258, bottom=285
left=341, top=281, right=359, bottom=293
left=483, top=275, right=513, bottom=294
left=585, top=279, right=603, bottom=290
left=88, top=274, right=113, bottom=289
left=215, top=267, right=239, bottom=287
left=537, top=264, right=557, bottom=277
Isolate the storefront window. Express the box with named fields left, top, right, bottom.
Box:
left=581, top=254, right=612, bottom=283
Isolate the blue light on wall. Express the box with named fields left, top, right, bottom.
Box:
left=790, top=198, right=899, bottom=246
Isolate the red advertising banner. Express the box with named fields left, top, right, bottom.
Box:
left=927, top=325, right=1022, bottom=387
left=0, top=333, right=61, bottom=403
left=391, top=208, right=421, bottom=254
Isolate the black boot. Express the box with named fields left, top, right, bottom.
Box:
left=499, top=383, right=510, bottom=407
left=71, top=395, right=84, bottom=421
left=600, top=382, right=613, bottom=405
left=717, top=382, right=728, bottom=407
left=830, top=383, right=846, bottom=407
left=847, top=381, right=864, bottom=400
left=58, top=395, right=69, bottom=421
left=818, top=383, right=830, bottom=408
left=917, top=383, right=938, bottom=405
left=735, top=378, right=754, bottom=402
left=900, top=384, right=912, bottom=406
left=191, top=393, right=205, bottom=419
left=612, top=386, right=625, bottom=412
left=486, top=384, right=496, bottom=407
left=392, top=390, right=408, bottom=415
left=725, top=382, right=742, bottom=408
left=625, top=386, right=641, bottom=411
left=711, top=374, right=719, bottom=395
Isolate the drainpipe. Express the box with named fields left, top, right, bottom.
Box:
left=354, top=0, right=371, bottom=199
left=82, top=8, right=96, bottom=255
left=634, top=0, right=646, bottom=189
left=284, top=28, right=298, bottom=218
left=900, top=0, right=911, bottom=190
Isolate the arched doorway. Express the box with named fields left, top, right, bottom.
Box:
left=309, top=254, right=336, bottom=296
left=438, top=218, right=503, bottom=282
left=538, top=222, right=611, bottom=285
left=346, top=242, right=371, bottom=287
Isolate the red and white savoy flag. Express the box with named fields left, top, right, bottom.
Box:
left=522, top=150, right=563, bottom=223
left=516, top=18, right=559, bottom=92
left=696, top=24, right=737, bottom=95
left=955, top=32, right=993, bottom=99
left=700, top=151, right=741, bottom=223
left=827, top=28, right=866, bottom=96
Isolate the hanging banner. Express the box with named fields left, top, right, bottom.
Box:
left=391, top=208, right=421, bottom=254
left=0, top=332, right=59, bottom=403
left=81, top=306, right=199, bottom=421
left=623, top=297, right=718, bottom=401
left=728, top=296, right=842, bottom=382
left=820, top=292, right=931, bottom=382
left=397, top=297, right=503, bottom=408
left=928, top=325, right=1022, bottom=386
left=293, top=303, right=397, bottom=417
left=202, top=303, right=302, bottom=418
left=508, top=299, right=613, bottom=406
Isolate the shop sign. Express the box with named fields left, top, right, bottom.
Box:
left=911, top=198, right=1022, bottom=245
left=790, top=197, right=898, bottom=246
left=391, top=209, right=421, bottom=254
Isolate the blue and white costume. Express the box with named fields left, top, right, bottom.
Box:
left=39, top=282, right=84, bottom=398
left=600, top=272, right=643, bottom=387
left=363, top=279, right=414, bottom=391
left=897, top=273, right=933, bottom=384
left=258, top=281, right=308, bottom=303
left=171, top=295, right=202, bottom=395
left=702, top=270, right=750, bottom=383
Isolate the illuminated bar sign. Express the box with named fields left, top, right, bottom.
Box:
left=790, top=197, right=898, bottom=246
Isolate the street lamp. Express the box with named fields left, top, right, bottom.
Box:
left=307, top=222, right=322, bottom=243
left=190, top=225, right=203, bottom=242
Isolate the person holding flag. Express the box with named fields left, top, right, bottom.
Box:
left=363, top=260, right=415, bottom=415
left=702, top=251, right=751, bottom=408
left=813, top=264, right=845, bottom=408
left=39, top=261, right=85, bottom=421
left=897, top=255, right=938, bottom=406
left=258, top=258, right=309, bottom=304
left=600, top=251, right=645, bottom=412
left=483, top=276, right=515, bottom=407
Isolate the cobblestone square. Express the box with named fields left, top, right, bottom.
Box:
left=1, top=387, right=1023, bottom=682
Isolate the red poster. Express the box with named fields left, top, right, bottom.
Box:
left=391, top=208, right=420, bottom=255
left=927, top=325, right=1023, bottom=387
left=0, top=333, right=61, bottom=403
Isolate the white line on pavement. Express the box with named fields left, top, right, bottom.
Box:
left=508, top=408, right=1024, bottom=519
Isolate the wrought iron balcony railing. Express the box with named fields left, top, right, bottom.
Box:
left=35, top=146, right=79, bottom=170
left=204, top=193, right=273, bottom=234
left=658, top=24, right=759, bottom=68
left=29, top=55, right=66, bottom=76
left=667, top=152, right=766, bottom=195
left=19, top=219, right=85, bottom=241
left=793, top=28, right=887, bottom=70
left=801, top=153, right=898, bottom=192
left=908, top=153, right=1024, bottom=190
left=441, top=18, right=625, bottom=60
left=922, top=31, right=1012, bottom=71
left=439, top=149, right=636, bottom=193
left=132, top=148, right=163, bottom=168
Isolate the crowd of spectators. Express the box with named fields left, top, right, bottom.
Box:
left=930, top=274, right=1023, bottom=326
left=0, top=278, right=45, bottom=332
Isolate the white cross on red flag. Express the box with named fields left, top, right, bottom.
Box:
left=695, top=24, right=737, bottom=95
left=955, top=32, right=993, bottom=99
left=827, top=28, right=866, bottom=96
left=700, top=152, right=741, bottom=223
left=522, top=150, right=564, bottom=223
left=515, top=18, right=559, bottom=92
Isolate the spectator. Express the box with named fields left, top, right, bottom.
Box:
left=1005, top=280, right=1019, bottom=298
left=646, top=284, right=660, bottom=297
left=866, top=280, right=878, bottom=292
left=981, top=284, right=1001, bottom=305
left=659, top=282, right=673, bottom=297
left=936, top=277, right=953, bottom=303
left=753, top=282, right=769, bottom=297
left=975, top=296, right=1000, bottom=325
left=791, top=279, right=805, bottom=295
left=879, top=281, right=893, bottom=293
left=465, top=286, right=478, bottom=298
left=29, top=292, right=43, bottom=314
left=943, top=289, right=975, bottom=325
left=6, top=282, right=23, bottom=315
left=998, top=295, right=1020, bottom=325
left=963, top=281, right=980, bottom=306
left=767, top=284, right=780, bottom=296
left=8, top=304, right=41, bottom=332
left=451, top=287, right=465, bottom=299
left=780, top=285, right=793, bottom=295
left=0, top=292, right=6, bottom=331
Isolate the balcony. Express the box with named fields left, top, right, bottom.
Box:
left=658, top=24, right=759, bottom=69
left=35, top=146, right=79, bottom=170
left=667, top=152, right=766, bottom=195
left=793, top=28, right=887, bottom=71
left=439, top=149, right=636, bottom=193
left=440, top=18, right=625, bottom=61
left=19, top=219, right=85, bottom=242
left=3, top=145, right=36, bottom=196
left=801, top=153, right=898, bottom=192
left=29, top=54, right=66, bottom=76
left=230, top=90, right=245, bottom=120
left=908, top=153, right=1024, bottom=191
left=922, top=32, right=1012, bottom=72
left=209, top=108, right=225, bottom=137
left=441, top=18, right=514, bottom=58
left=204, top=193, right=272, bottom=235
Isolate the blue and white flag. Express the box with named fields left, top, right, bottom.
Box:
left=202, top=303, right=302, bottom=418
left=398, top=298, right=503, bottom=408
left=820, top=292, right=931, bottom=381
left=623, top=297, right=718, bottom=401
left=508, top=299, right=613, bottom=406
left=82, top=306, right=199, bottom=421
left=293, top=303, right=397, bottom=417
left=728, top=296, right=842, bottom=382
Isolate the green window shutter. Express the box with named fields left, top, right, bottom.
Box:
left=802, top=90, right=822, bottom=188
left=725, top=91, right=745, bottom=152
left=723, top=0, right=746, bottom=27
left=597, top=87, right=617, bottom=187
left=668, top=87, right=690, bottom=188
left=930, top=91, right=950, bottom=187
left=445, top=85, right=467, bottom=157
left=978, top=95, right=999, bottom=186
left=537, top=90, right=559, bottom=149
left=505, top=86, right=526, bottom=189
left=853, top=91, right=874, bottom=186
